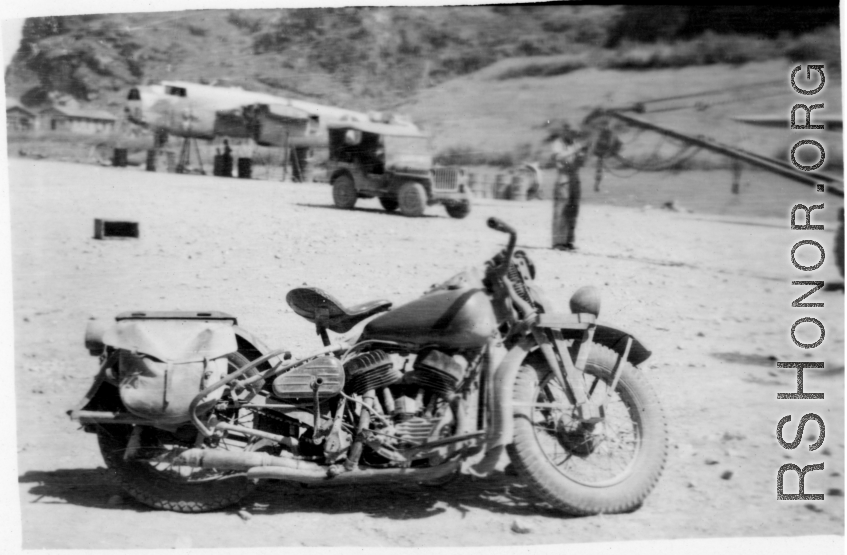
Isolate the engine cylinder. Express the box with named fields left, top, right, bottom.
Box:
left=405, top=350, right=467, bottom=397
left=344, top=350, right=402, bottom=396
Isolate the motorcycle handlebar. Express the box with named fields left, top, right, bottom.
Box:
left=487, top=218, right=517, bottom=278
left=487, top=217, right=514, bottom=235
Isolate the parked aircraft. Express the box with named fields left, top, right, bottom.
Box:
left=125, top=80, right=414, bottom=148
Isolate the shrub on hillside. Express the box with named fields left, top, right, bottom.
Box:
left=783, top=26, right=841, bottom=70
left=227, top=11, right=264, bottom=34
left=496, top=56, right=588, bottom=80
left=606, top=6, right=839, bottom=46
left=604, top=34, right=770, bottom=70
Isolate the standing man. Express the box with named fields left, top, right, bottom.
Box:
left=591, top=124, right=619, bottom=192
left=549, top=124, right=588, bottom=251
left=222, top=139, right=234, bottom=177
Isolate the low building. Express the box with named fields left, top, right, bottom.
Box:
left=40, top=105, right=117, bottom=134
left=6, top=99, right=37, bottom=131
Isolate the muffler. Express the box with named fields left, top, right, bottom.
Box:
left=175, top=448, right=325, bottom=474
left=174, top=448, right=460, bottom=485
left=246, top=460, right=460, bottom=485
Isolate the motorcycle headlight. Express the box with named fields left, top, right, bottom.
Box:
left=569, top=286, right=601, bottom=317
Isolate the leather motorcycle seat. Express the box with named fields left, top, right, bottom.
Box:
left=286, top=287, right=392, bottom=334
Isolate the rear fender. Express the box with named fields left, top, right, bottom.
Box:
left=68, top=354, right=125, bottom=431
left=70, top=327, right=287, bottom=431
left=233, top=325, right=289, bottom=370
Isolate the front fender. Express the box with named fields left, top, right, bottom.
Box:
left=594, top=323, right=651, bottom=366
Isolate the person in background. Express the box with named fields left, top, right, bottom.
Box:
left=548, top=124, right=588, bottom=251
left=522, top=163, right=543, bottom=200
left=222, top=139, right=234, bottom=177
left=591, top=124, right=621, bottom=192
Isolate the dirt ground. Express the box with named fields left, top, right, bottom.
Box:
left=6, top=158, right=845, bottom=549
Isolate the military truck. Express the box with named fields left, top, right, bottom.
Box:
left=327, top=120, right=471, bottom=218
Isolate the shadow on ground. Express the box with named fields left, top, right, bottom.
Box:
left=19, top=468, right=148, bottom=511
left=20, top=467, right=565, bottom=520
left=295, top=203, right=443, bottom=218
left=244, top=470, right=564, bottom=520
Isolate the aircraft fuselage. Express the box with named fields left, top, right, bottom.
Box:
left=125, top=80, right=371, bottom=147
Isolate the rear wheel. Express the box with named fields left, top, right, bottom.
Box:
left=445, top=199, right=471, bottom=219
left=332, top=174, right=357, bottom=209
left=96, top=352, right=259, bottom=513
left=508, top=345, right=666, bottom=515
left=398, top=182, right=427, bottom=217
left=379, top=197, right=399, bottom=212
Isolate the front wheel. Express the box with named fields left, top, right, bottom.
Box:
left=332, top=174, right=357, bottom=209
left=508, top=344, right=666, bottom=515
left=398, top=182, right=427, bottom=217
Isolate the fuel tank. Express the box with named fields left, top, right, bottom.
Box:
left=361, top=287, right=497, bottom=349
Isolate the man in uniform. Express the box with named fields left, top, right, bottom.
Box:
left=549, top=124, right=588, bottom=251
left=591, top=124, right=620, bottom=192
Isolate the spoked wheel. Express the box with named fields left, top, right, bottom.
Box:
left=508, top=344, right=666, bottom=515
left=96, top=352, right=261, bottom=513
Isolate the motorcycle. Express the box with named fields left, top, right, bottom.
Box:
left=70, top=218, right=666, bottom=515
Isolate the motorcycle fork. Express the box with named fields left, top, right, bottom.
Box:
left=531, top=327, right=603, bottom=424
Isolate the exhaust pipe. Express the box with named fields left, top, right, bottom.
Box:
left=175, top=448, right=323, bottom=473
left=175, top=448, right=460, bottom=485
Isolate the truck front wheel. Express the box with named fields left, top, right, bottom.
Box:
left=332, top=175, right=357, bottom=210
left=398, top=182, right=427, bottom=217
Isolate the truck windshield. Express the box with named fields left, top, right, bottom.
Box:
left=385, top=136, right=430, bottom=156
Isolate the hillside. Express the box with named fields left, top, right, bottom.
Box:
left=3, top=6, right=622, bottom=110
left=4, top=6, right=839, bottom=112
left=399, top=59, right=844, bottom=168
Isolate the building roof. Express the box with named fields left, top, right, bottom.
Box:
left=41, top=105, right=117, bottom=121
left=6, top=98, right=36, bottom=116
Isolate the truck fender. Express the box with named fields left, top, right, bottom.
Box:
left=328, top=168, right=352, bottom=184
left=593, top=323, right=652, bottom=366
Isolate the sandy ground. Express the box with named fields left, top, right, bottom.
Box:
left=7, top=158, right=845, bottom=549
